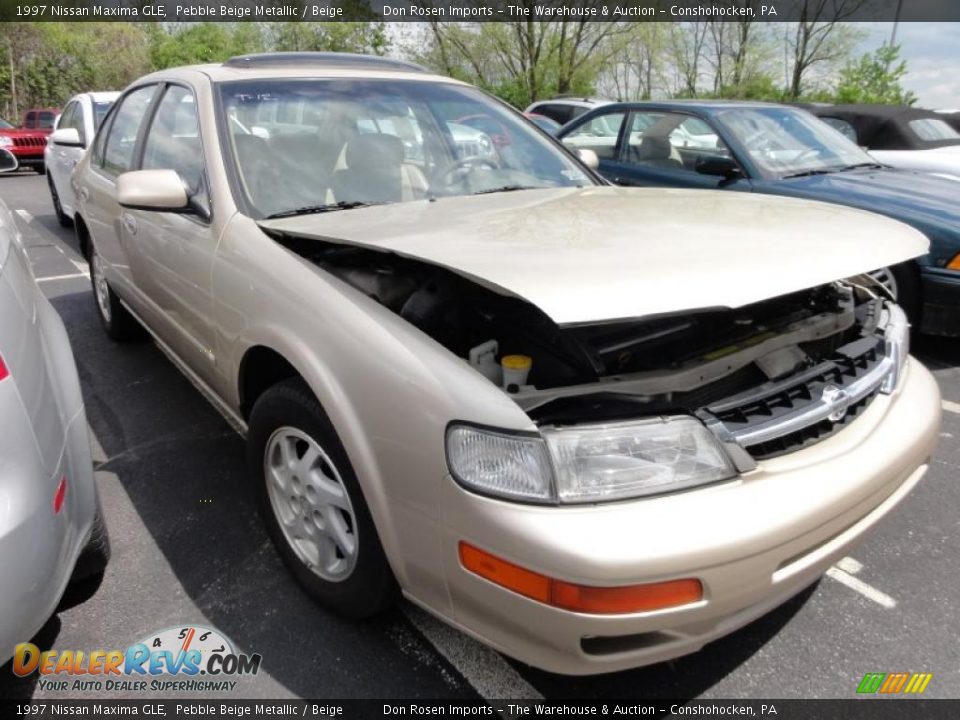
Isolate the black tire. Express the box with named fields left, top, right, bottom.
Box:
left=247, top=378, right=398, bottom=618
left=35, top=162, right=45, bottom=175
left=48, top=174, right=71, bottom=227
left=873, top=262, right=922, bottom=325
left=58, top=505, right=110, bottom=612
left=89, top=240, right=143, bottom=341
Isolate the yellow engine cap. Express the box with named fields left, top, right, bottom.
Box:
left=501, top=355, right=532, bottom=370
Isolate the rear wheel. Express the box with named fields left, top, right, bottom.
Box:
left=47, top=174, right=71, bottom=227
left=248, top=378, right=398, bottom=618
left=58, top=505, right=110, bottom=611
left=90, top=241, right=143, bottom=341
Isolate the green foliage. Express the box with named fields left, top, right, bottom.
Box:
left=147, top=23, right=264, bottom=69
left=833, top=44, right=917, bottom=106
left=269, top=22, right=390, bottom=55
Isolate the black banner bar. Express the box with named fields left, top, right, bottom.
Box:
left=2, top=700, right=960, bottom=719
left=4, top=1, right=960, bottom=24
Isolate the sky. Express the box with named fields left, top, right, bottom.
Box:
left=860, top=22, right=960, bottom=108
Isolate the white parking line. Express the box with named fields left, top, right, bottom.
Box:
left=36, top=272, right=89, bottom=283
left=942, top=399, right=960, bottom=414
left=835, top=556, right=864, bottom=575
left=14, top=208, right=33, bottom=223
left=403, top=604, right=543, bottom=701
left=826, top=566, right=897, bottom=609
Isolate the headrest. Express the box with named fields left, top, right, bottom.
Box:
left=346, top=133, right=403, bottom=169
left=639, top=135, right=673, bottom=159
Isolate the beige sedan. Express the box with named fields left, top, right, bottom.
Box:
left=72, top=53, right=940, bottom=675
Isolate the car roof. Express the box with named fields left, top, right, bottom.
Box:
left=133, top=52, right=457, bottom=86
left=805, top=104, right=959, bottom=150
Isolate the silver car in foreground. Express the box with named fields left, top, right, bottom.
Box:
left=73, top=53, right=939, bottom=675
left=0, top=201, right=108, bottom=665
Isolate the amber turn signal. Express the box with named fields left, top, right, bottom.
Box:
left=459, top=542, right=703, bottom=615
left=947, top=253, right=960, bottom=271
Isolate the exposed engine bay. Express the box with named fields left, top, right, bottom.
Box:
left=273, top=233, right=893, bottom=434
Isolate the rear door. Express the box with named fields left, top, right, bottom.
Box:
left=49, top=101, right=84, bottom=214
left=81, top=84, right=160, bottom=296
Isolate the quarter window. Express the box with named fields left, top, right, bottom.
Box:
left=102, top=85, right=157, bottom=175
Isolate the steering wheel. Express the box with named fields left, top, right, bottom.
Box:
left=435, top=156, right=500, bottom=191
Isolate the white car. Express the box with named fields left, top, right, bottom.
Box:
left=524, top=97, right=612, bottom=126
left=811, top=104, right=960, bottom=180
left=45, top=91, right=120, bottom=226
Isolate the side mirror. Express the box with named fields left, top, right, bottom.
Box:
left=0, top=148, right=19, bottom=173
left=117, top=170, right=189, bottom=212
left=51, top=127, right=83, bottom=147
left=577, top=148, right=600, bottom=170
left=695, top=155, right=742, bottom=180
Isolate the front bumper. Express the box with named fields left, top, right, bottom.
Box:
left=432, top=357, right=940, bottom=675
left=920, top=268, right=960, bottom=336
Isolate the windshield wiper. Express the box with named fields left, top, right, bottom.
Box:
left=781, top=168, right=836, bottom=179
left=263, top=201, right=384, bottom=219
left=471, top=185, right=544, bottom=196
left=836, top=162, right=884, bottom=171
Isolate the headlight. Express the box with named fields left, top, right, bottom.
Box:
left=543, top=417, right=737, bottom=503
left=446, top=425, right=554, bottom=502
left=446, top=417, right=737, bottom=504
left=0, top=136, right=12, bottom=147
left=881, top=302, right=909, bottom=394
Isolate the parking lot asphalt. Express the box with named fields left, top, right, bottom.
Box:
left=1, top=170, right=958, bottom=701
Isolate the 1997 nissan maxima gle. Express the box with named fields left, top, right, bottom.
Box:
left=72, top=53, right=941, bottom=675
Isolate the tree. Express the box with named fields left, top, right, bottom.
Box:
left=269, top=22, right=389, bottom=55
left=833, top=43, right=917, bottom=105
left=785, top=0, right=869, bottom=99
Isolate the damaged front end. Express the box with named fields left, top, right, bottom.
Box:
left=270, top=230, right=909, bottom=502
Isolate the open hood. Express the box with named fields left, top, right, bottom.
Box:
left=260, top=187, right=928, bottom=326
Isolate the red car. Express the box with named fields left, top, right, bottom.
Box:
left=0, top=108, right=59, bottom=174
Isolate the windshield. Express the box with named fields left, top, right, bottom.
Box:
left=716, top=107, right=875, bottom=177
left=0, top=118, right=12, bottom=129
left=39, top=111, right=56, bottom=129
left=218, top=78, right=593, bottom=218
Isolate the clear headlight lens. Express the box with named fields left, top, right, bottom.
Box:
left=543, top=417, right=737, bottom=503
left=446, top=425, right=554, bottom=502
left=447, top=417, right=737, bottom=504
left=881, top=302, right=909, bottom=394
left=0, top=136, right=12, bottom=147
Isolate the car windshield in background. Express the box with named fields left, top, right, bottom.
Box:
left=217, top=79, right=593, bottom=218
left=93, top=101, right=114, bottom=130
left=39, top=112, right=56, bottom=129
left=716, top=107, right=875, bottom=178
left=909, top=118, right=960, bottom=143
left=0, top=118, right=13, bottom=129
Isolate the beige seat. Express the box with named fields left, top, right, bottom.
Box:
left=333, top=134, right=427, bottom=204
left=631, top=135, right=684, bottom=170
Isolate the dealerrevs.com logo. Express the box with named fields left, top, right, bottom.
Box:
left=12, top=625, right=261, bottom=693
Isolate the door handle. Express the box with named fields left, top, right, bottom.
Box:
left=123, top=214, right=137, bottom=235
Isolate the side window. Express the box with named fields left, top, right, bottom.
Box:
left=561, top=111, right=626, bottom=160
left=822, top=117, right=858, bottom=144
left=102, top=85, right=157, bottom=176
left=624, top=112, right=730, bottom=172
left=141, top=85, right=206, bottom=204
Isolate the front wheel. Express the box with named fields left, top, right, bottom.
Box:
left=247, top=378, right=398, bottom=618
left=870, top=262, right=921, bottom=324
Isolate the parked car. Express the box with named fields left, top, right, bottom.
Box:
left=523, top=112, right=562, bottom=134
left=73, top=53, right=939, bottom=675
left=524, top=97, right=612, bottom=125
left=0, top=200, right=109, bottom=665
left=0, top=116, right=51, bottom=174
left=806, top=104, right=960, bottom=178
left=45, top=92, right=120, bottom=226
left=559, top=100, right=960, bottom=336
